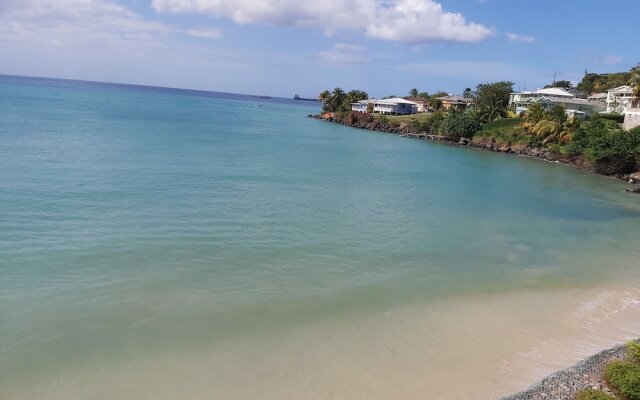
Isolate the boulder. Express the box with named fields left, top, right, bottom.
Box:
left=625, top=186, right=640, bottom=194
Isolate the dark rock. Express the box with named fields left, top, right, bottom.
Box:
left=626, top=186, right=640, bottom=194
left=594, top=157, right=638, bottom=175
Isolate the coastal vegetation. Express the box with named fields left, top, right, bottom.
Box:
left=576, top=389, right=615, bottom=400
left=604, top=360, right=640, bottom=400
left=573, top=341, right=640, bottom=400
left=321, top=88, right=369, bottom=113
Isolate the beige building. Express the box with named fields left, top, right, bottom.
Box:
left=437, top=95, right=473, bottom=110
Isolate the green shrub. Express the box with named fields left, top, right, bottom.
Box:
left=575, top=388, right=615, bottom=400
left=565, top=117, right=640, bottom=174
left=599, top=113, right=625, bottom=124
left=628, top=341, right=640, bottom=365
left=423, top=111, right=445, bottom=134
left=439, top=112, right=482, bottom=140
left=604, top=360, right=640, bottom=400
left=409, top=118, right=423, bottom=132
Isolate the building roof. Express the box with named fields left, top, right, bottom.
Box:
left=404, top=97, right=429, bottom=104
left=587, top=93, right=607, bottom=99
left=437, top=95, right=473, bottom=103
left=352, top=99, right=376, bottom=105
left=376, top=98, right=419, bottom=105
left=607, top=85, right=634, bottom=94
left=517, top=96, right=603, bottom=107
left=532, top=88, right=574, bottom=97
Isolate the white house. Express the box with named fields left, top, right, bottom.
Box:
left=373, top=98, right=418, bottom=115
left=509, top=88, right=605, bottom=118
left=509, top=88, right=575, bottom=110
left=606, top=86, right=636, bottom=113
left=511, top=96, right=605, bottom=119
left=404, top=98, right=429, bottom=112
left=351, top=99, right=376, bottom=113
left=624, top=108, right=640, bottom=131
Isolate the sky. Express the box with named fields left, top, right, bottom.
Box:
left=0, top=0, right=638, bottom=98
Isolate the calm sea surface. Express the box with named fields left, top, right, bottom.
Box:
left=1, top=75, right=640, bottom=399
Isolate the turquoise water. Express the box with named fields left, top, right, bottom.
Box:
left=1, top=75, right=640, bottom=398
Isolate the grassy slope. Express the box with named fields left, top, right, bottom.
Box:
left=374, top=113, right=433, bottom=124
left=473, top=118, right=536, bottom=146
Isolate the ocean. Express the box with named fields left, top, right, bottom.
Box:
left=1, top=75, right=640, bottom=399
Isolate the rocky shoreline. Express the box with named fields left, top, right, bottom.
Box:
left=310, top=114, right=640, bottom=190
left=501, top=342, right=637, bottom=400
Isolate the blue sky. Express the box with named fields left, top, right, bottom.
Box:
left=0, top=0, right=637, bottom=98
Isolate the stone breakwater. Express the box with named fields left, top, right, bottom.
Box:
left=310, top=114, right=640, bottom=189
left=501, top=343, right=633, bottom=400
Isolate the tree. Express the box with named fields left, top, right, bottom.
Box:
left=525, top=119, right=574, bottom=145
left=341, top=90, right=368, bottom=112
left=320, top=88, right=368, bottom=113
left=547, top=104, right=567, bottom=124
left=318, top=90, right=331, bottom=102
left=409, top=88, right=419, bottom=98
left=577, top=71, right=632, bottom=93
left=524, top=102, right=545, bottom=124
left=544, top=80, right=572, bottom=90
left=474, top=81, right=514, bottom=123
left=428, top=98, right=443, bottom=111
left=322, top=87, right=346, bottom=113
left=439, top=112, right=482, bottom=141
left=432, top=91, right=449, bottom=99
left=463, top=88, right=473, bottom=99
left=629, top=63, right=640, bottom=107
left=418, top=92, right=430, bottom=99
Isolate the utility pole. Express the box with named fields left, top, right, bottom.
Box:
left=553, top=71, right=557, bottom=86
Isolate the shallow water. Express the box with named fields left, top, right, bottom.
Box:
left=1, top=75, right=640, bottom=399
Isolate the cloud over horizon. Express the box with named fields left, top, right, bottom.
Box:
left=506, top=32, right=535, bottom=43
left=0, top=0, right=222, bottom=51
left=151, top=0, right=494, bottom=43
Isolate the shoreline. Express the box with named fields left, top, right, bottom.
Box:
left=310, top=114, right=640, bottom=190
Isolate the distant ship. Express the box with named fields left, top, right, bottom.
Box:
left=252, top=95, right=272, bottom=99
left=293, top=94, right=320, bottom=102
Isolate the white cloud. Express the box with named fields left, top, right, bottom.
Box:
left=317, top=43, right=369, bottom=66
left=396, top=61, right=543, bottom=82
left=152, top=0, right=494, bottom=43
left=601, top=55, right=623, bottom=65
left=506, top=32, right=535, bottom=43
left=333, top=43, right=366, bottom=52
left=0, top=0, right=221, bottom=53
left=184, top=28, right=224, bottom=40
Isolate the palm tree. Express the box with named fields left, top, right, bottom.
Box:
left=525, top=116, right=579, bottom=145
left=463, top=88, right=473, bottom=99
left=629, top=64, right=640, bottom=107
left=318, top=90, right=331, bottom=102
left=409, top=88, right=419, bottom=98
